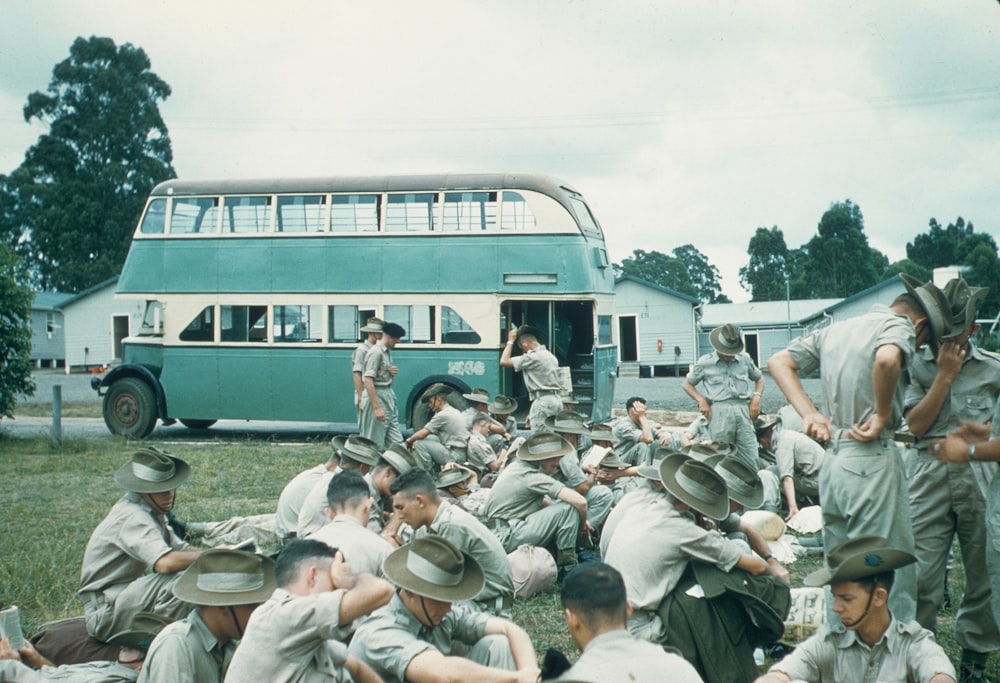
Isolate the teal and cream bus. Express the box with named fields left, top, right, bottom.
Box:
left=92, top=173, right=617, bottom=437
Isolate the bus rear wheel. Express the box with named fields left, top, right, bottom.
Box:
left=409, top=384, right=468, bottom=430
left=179, top=419, right=217, bottom=430
left=103, top=377, right=158, bottom=438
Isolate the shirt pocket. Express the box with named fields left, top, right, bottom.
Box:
left=963, top=394, right=995, bottom=422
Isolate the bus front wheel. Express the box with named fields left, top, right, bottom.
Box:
left=104, top=377, right=158, bottom=438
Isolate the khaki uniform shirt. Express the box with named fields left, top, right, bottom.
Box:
left=558, top=629, right=703, bottom=683
left=604, top=494, right=742, bottom=612
left=0, top=660, right=139, bottom=682
left=307, top=515, right=393, bottom=578
left=769, top=617, right=956, bottom=683
left=466, top=432, right=498, bottom=473
left=224, top=589, right=351, bottom=683
left=482, top=458, right=564, bottom=521
left=352, top=339, right=373, bottom=374
left=296, top=471, right=336, bottom=538
left=425, top=404, right=471, bottom=449
left=772, top=429, right=825, bottom=483
left=276, top=464, right=328, bottom=538
left=787, top=304, right=914, bottom=430
left=79, top=492, right=190, bottom=596
left=510, top=345, right=561, bottom=395
left=905, top=342, right=1000, bottom=437
left=418, top=502, right=514, bottom=605
left=138, top=609, right=233, bottom=683
left=363, top=342, right=394, bottom=387
left=348, top=594, right=490, bottom=683
left=599, top=482, right=662, bottom=557
left=686, top=351, right=762, bottom=402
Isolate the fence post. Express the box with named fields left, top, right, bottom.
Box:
left=52, top=385, right=62, bottom=445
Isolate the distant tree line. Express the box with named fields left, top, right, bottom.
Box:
left=617, top=199, right=1000, bottom=324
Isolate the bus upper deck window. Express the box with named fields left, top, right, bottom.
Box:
left=331, top=195, right=380, bottom=233
left=386, top=194, right=437, bottom=232
left=169, top=197, right=219, bottom=234
left=443, top=192, right=497, bottom=231
left=277, top=195, right=326, bottom=232
left=225, top=196, right=272, bottom=233
left=139, top=199, right=166, bottom=234
left=500, top=192, right=536, bottom=231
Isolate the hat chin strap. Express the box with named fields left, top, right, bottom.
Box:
left=418, top=595, right=436, bottom=627
left=228, top=606, right=244, bottom=639
left=842, top=589, right=875, bottom=629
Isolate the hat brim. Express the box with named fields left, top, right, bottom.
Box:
left=380, top=449, right=412, bottom=475
left=382, top=547, right=484, bottom=601
left=173, top=556, right=277, bottom=606
left=489, top=399, right=518, bottom=414
left=106, top=613, right=171, bottom=650
left=804, top=547, right=916, bottom=587
left=660, top=454, right=730, bottom=521
left=436, top=469, right=473, bottom=488
left=542, top=415, right=590, bottom=435
left=462, top=393, right=490, bottom=404
left=899, top=274, right=948, bottom=344
left=515, top=436, right=575, bottom=461
left=709, top=327, right=744, bottom=355
left=115, top=456, right=190, bottom=493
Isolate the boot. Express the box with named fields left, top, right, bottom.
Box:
left=959, top=649, right=989, bottom=683
left=556, top=548, right=579, bottom=581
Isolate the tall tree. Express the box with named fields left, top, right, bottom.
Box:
left=0, top=242, right=35, bottom=416
left=673, top=244, right=730, bottom=303
left=802, top=199, right=884, bottom=299
left=2, top=36, right=174, bottom=291
left=739, top=226, right=790, bottom=302
left=906, top=216, right=1000, bottom=317
left=616, top=249, right=696, bottom=298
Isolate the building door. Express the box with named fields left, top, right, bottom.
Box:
left=112, top=315, right=130, bottom=359
left=618, top=315, right=638, bottom=362
left=744, top=332, right=760, bottom=368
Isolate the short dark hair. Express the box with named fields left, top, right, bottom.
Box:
left=275, top=538, right=337, bottom=587
left=625, top=396, right=646, bottom=411
left=852, top=571, right=896, bottom=595
left=471, top=412, right=491, bottom=427
left=891, top=292, right=925, bottom=317
left=390, top=468, right=438, bottom=500
left=326, top=470, right=370, bottom=510
left=560, top=562, right=628, bottom=628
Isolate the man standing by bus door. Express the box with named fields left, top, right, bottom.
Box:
left=353, top=317, right=384, bottom=429
left=500, top=325, right=563, bottom=433
left=361, top=322, right=406, bottom=450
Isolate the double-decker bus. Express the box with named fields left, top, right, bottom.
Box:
left=92, top=173, right=617, bottom=437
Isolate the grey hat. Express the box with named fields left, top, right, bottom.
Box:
left=173, top=549, right=277, bottom=606
left=941, top=278, right=989, bottom=338
left=711, top=455, right=764, bottom=508
left=420, top=383, right=453, bottom=403
left=804, top=535, right=916, bottom=587
left=106, top=612, right=171, bottom=651
left=709, top=324, right=744, bottom=355
left=588, top=422, right=614, bottom=442
left=115, top=448, right=191, bottom=494
left=515, top=432, right=575, bottom=462
left=360, top=317, right=385, bottom=334
left=899, top=274, right=950, bottom=345
left=382, top=535, right=484, bottom=601
left=754, top=415, right=778, bottom=436
left=596, top=451, right=630, bottom=471
left=543, top=410, right=590, bottom=435
left=382, top=322, right=406, bottom=339
left=436, top=467, right=473, bottom=489
left=682, top=441, right=736, bottom=462
left=489, top=395, right=518, bottom=414
left=660, top=453, right=730, bottom=521
left=462, top=387, right=491, bottom=404
left=330, top=434, right=349, bottom=454
left=380, top=443, right=414, bottom=475
left=341, top=435, right=381, bottom=467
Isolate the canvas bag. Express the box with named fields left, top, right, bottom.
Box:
left=508, top=545, right=557, bottom=598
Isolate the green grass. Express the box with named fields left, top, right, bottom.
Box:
left=0, top=432, right=993, bottom=677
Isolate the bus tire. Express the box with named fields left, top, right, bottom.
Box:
left=103, top=377, right=158, bottom=438
left=179, top=419, right=217, bottom=430
left=409, top=384, right=468, bottom=431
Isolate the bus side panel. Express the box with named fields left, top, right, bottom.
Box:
left=591, top=345, right=617, bottom=423
left=391, top=347, right=501, bottom=422
left=167, top=242, right=218, bottom=293
left=216, top=348, right=273, bottom=419
left=158, top=347, right=220, bottom=419
left=269, top=348, right=337, bottom=421
left=218, top=241, right=271, bottom=294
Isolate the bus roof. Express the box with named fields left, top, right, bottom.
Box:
left=151, top=172, right=581, bottom=202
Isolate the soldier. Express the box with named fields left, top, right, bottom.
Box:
left=360, top=321, right=406, bottom=449
left=500, top=325, right=563, bottom=432
left=352, top=317, right=384, bottom=426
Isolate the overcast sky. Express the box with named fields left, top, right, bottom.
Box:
left=2, top=1, right=998, bottom=301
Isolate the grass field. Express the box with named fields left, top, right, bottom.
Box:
left=0, top=431, right=991, bottom=678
